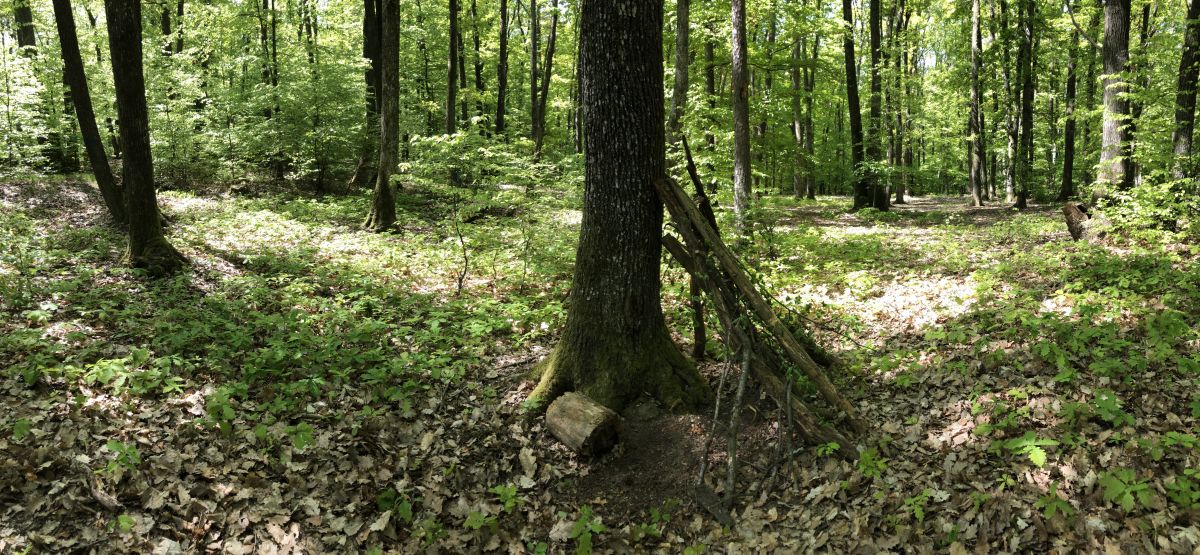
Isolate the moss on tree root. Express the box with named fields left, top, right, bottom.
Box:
left=126, top=236, right=187, bottom=277
left=531, top=326, right=712, bottom=414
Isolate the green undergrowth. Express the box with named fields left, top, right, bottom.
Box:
left=1, top=181, right=577, bottom=429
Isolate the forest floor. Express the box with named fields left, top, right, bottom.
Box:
left=2, top=178, right=1199, bottom=554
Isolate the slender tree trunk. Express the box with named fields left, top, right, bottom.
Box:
left=532, top=0, right=711, bottom=413
left=458, top=9, right=468, bottom=124
left=471, top=0, right=485, bottom=123
left=843, top=0, right=869, bottom=209
left=1059, top=30, right=1079, bottom=201
left=1173, top=0, right=1200, bottom=180
left=1014, top=0, right=1034, bottom=209
left=792, top=38, right=805, bottom=198
left=533, top=0, right=558, bottom=156
left=731, top=0, right=752, bottom=235
left=347, top=0, right=381, bottom=188
left=446, top=0, right=459, bottom=134
left=668, top=0, right=690, bottom=142
left=704, top=19, right=716, bottom=149
left=53, top=0, right=124, bottom=224
left=1096, top=0, right=1133, bottom=200
left=496, top=0, right=509, bottom=135
left=868, top=0, right=887, bottom=210
left=804, top=32, right=819, bottom=200
left=104, top=0, right=185, bottom=274
left=969, top=0, right=985, bottom=206
left=365, top=0, right=399, bottom=232
left=1081, top=12, right=1099, bottom=186
left=529, top=0, right=539, bottom=139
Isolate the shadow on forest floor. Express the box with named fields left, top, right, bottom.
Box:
left=2, top=183, right=1199, bottom=553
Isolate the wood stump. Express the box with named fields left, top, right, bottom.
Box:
left=546, top=392, right=621, bottom=456
left=1063, top=202, right=1107, bottom=243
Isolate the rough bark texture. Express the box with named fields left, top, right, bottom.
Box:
left=364, top=0, right=399, bottom=232
left=842, top=0, right=869, bottom=209
left=53, top=0, right=124, bottom=225
left=1174, top=0, right=1200, bottom=180
left=1097, top=0, right=1133, bottom=199
left=105, top=0, right=185, bottom=275
left=532, top=0, right=711, bottom=414
left=731, top=0, right=752, bottom=236
left=495, top=0, right=509, bottom=135
left=545, top=392, right=621, bottom=456
left=14, top=0, right=36, bottom=52
left=668, top=0, right=689, bottom=142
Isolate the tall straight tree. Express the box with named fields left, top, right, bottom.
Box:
left=1013, top=0, right=1035, bottom=209
left=731, top=0, right=752, bottom=235
left=668, top=0, right=689, bottom=142
left=1058, top=29, right=1080, bottom=201
left=53, top=0, right=124, bottom=224
left=1174, top=0, right=1200, bottom=179
left=347, top=0, right=382, bottom=188
left=364, top=0, right=399, bottom=232
left=495, top=0, right=509, bottom=135
left=968, top=0, right=985, bottom=206
left=1096, top=0, right=1133, bottom=199
left=867, top=0, right=887, bottom=210
left=842, top=0, right=869, bottom=208
left=104, top=0, right=185, bottom=274
left=446, top=0, right=459, bottom=134
left=531, top=0, right=710, bottom=412
left=533, top=0, right=558, bottom=156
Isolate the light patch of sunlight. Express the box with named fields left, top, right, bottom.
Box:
left=162, top=194, right=223, bottom=213
left=1039, top=294, right=1074, bottom=318
left=553, top=208, right=582, bottom=226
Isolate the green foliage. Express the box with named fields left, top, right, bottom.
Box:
left=103, top=440, right=141, bottom=473
left=489, top=484, right=520, bottom=513
left=857, top=447, right=888, bottom=479
left=1034, top=482, right=1075, bottom=519
left=999, top=432, right=1059, bottom=468
left=565, top=506, right=605, bottom=555
left=1166, top=469, right=1200, bottom=509
left=1099, top=469, right=1156, bottom=512
left=903, top=489, right=932, bottom=523
left=11, top=418, right=33, bottom=442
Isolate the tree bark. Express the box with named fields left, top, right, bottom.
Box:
left=13, top=0, right=36, bottom=53
left=867, top=0, right=887, bottom=210
left=1096, top=0, right=1133, bottom=200
left=1059, top=30, right=1079, bottom=201
left=668, top=0, right=689, bottom=142
left=1013, top=0, right=1035, bottom=209
left=446, top=0, right=459, bottom=134
left=968, top=0, right=985, bottom=207
left=842, top=0, right=869, bottom=209
left=347, top=0, right=382, bottom=189
left=532, top=0, right=711, bottom=414
left=365, top=0, right=399, bottom=232
left=529, top=0, right=539, bottom=139
left=1174, top=0, right=1200, bottom=180
left=53, top=0, right=124, bottom=225
left=471, top=0, right=485, bottom=123
left=533, top=0, right=558, bottom=157
left=496, top=0, right=509, bottom=135
left=731, top=0, right=752, bottom=236
left=104, top=0, right=185, bottom=275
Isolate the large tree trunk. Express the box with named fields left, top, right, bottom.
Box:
left=496, top=0, right=509, bottom=135
left=1174, top=0, right=1200, bottom=180
left=731, top=0, right=752, bottom=236
left=104, top=0, right=185, bottom=275
left=668, top=0, right=689, bottom=142
left=14, top=1, right=36, bottom=53
left=53, top=0, right=124, bottom=225
left=968, top=0, right=985, bottom=207
left=1096, top=0, right=1133, bottom=200
left=842, top=0, right=869, bottom=209
left=1058, top=30, right=1079, bottom=201
left=365, top=0, right=399, bottom=232
left=532, top=0, right=711, bottom=413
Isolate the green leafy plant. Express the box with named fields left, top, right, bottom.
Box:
left=104, top=440, right=141, bottom=473
left=1099, top=469, right=1156, bottom=512
left=489, top=484, right=520, bottom=513
left=376, top=488, right=414, bottom=524
left=566, top=506, right=605, bottom=555
left=11, top=418, right=32, bottom=442
left=904, top=488, right=932, bottom=523
left=857, top=447, right=888, bottom=479
left=1000, top=431, right=1059, bottom=468
left=1091, top=389, right=1134, bottom=427
left=1166, top=469, right=1200, bottom=509
left=1034, top=482, right=1075, bottom=519
left=817, top=441, right=840, bottom=457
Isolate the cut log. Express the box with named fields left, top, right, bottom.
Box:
left=545, top=392, right=621, bottom=456
left=1062, top=202, right=1108, bottom=243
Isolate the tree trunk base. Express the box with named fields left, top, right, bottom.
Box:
left=127, top=236, right=187, bottom=277
left=530, top=326, right=712, bottom=415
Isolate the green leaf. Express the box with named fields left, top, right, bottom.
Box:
left=12, top=418, right=32, bottom=441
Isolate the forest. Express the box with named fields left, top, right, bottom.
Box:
left=1, top=0, right=1199, bottom=551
